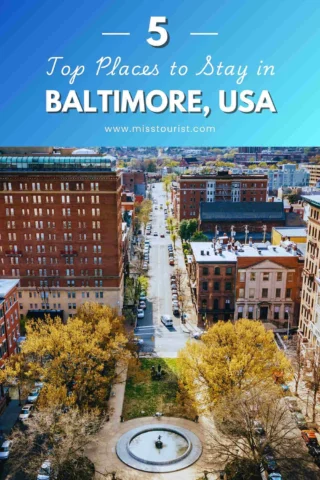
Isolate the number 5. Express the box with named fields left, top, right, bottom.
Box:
left=147, top=16, right=169, bottom=48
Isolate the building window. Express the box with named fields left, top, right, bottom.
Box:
left=239, top=288, right=244, bottom=298
left=202, top=267, right=208, bottom=276
left=275, top=288, right=281, bottom=298
left=276, top=272, right=282, bottom=281
left=274, top=306, right=280, bottom=320
left=249, top=288, right=255, bottom=298
left=202, top=282, right=208, bottom=291
left=263, top=272, right=269, bottom=281
left=237, top=306, right=243, bottom=320
left=250, top=272, right=256, bottom=281
left=286, top=288, right=292, bottom=299
left=226, top=267, right=232, bottom=275
left=262, top=288, right=268, bottom=298
left=214, top=281, right=220, bottom=291
left=214, top=267, right=220, bottom=275
left=248, top=306, right=253, bottom=319
left=239, top=272, right=245, bottom=282
left=287, top=273, right=293, bottom=282
left=225, top=282, right=232, bottom=291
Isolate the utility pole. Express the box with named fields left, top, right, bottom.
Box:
left=262, top=224, right=267, bottom=243
left=244, top=225, right=249, bottom=244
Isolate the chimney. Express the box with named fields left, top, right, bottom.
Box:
left=219, top=248, right=223, bottom=255
left=234, top=245, right=238, bottom=251
left=201, top=250, right=204, bottom=256
left=207, top=251, right=210, bottom=256
left=228, top=244, right=232, bottom=251
left=249, top=237, right=253, bottom=247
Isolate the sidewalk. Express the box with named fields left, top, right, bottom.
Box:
left=174, top=237, right=198, bottom=332
left=0, top=399, right=21, bottom=435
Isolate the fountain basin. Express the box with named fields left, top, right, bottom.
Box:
left=116, top=423, right=202, bottom=473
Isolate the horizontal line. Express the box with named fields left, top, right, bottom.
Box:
left=190, top=32, right=218, bottom=36
left=101, top=32, right=130, bottom=36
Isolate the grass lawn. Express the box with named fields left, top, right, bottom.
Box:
left=122, top=358, right=195, bottom=420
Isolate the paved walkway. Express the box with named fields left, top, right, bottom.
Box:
left=87, top=414, right=221, bottom=480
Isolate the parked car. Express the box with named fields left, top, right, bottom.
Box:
left=142, top=264, right=148, bottom=271
left=153, top=232, right=158, bottom=236
left=172, top=306, right=180, bottom=316
left=170, top=274, right=176, bottom=279
left=146, top=231, right=151, bottom=235
left=160, top=234, right=165, bottom=238
left=193, top=330, right=204, bottom=340
left=169, top=259, right=175, bottom=266
left=28, top=388, right=40, bottom=403
left=139, top=301, right=147, bottom=309
left=308, top=443, right=320, bottom=458
left=137, top=309, right=145, bottom=319
left=301, top=430, right=319, bottom=445
left=293, top=412, right=307, bottom=429
left=19, top=404, right=34, bottom=421
left=166, top=230, right=170, bottom=234
left=0, top=440, right=12, bottom=461
left=172, top=294, right=178, bottom=301
left=161, top=315, right=173, bottom=327
left=171, top=284, right=177, bottom=290
left=139, top=293, right=147, bottom=301
left=155, top=207, right=158, bottom=210
left=171, top=289, right=178, bottom=295
left=268, top=475, right=282, bottom=480
left=37, top=460, right=53, bottom=480
left=262, top=454, right=278, bottom=473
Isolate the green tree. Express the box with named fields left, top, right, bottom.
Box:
left=187, top=219, right=198, bottom=239
left=171, top=232, right=177, bottom=249
left=287, top=193, right=301, bottom=204
left=178, top=220, right=189, bottom=242
left=190, top=231, right=208, bottom=242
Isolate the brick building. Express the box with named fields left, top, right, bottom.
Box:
left=0, top=156, right=124, bottom=321
left=189, top=239, right=303, bottom=327
left=199, top=201, right=286, bottom=241
left=173, top=172, right=268, bottom=221
left=299, top=195, right=320, bottom=357
left=121, top=171, right=147, bottom=197
left=0, top=279, right=20, bottom=364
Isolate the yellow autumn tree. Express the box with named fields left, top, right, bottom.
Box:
left=0, top=303, right=132, bottom=410
left=178, top=319, right=292, bottom=412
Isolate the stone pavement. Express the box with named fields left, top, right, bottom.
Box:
left=87, top=414, right=220, bottom=480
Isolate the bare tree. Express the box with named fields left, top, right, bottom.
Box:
left=291, top=335, right=305, bottom=395
left=7, top=407, right=101, bottom=480
left=304, top=349, right=320, bottom=423
left=208, top=385, right=317, bottom=479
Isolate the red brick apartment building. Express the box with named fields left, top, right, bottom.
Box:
left=173, top=172, right=268, bottom=221
left=121, top=171, right=147, bottom=197
left=0, top=279, right=20, bottom=364
left=0, top=156, right=124, bottom=321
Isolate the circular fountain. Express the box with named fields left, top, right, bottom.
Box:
left=116, top=424, right=202, bottom=473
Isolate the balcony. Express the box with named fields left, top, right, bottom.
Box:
left=60, top=251, right=78, bottom=257
left=5, top=250, right=22, bottom=257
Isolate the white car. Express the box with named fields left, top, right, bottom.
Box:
left=161, top=315, right=173, bottom=327
left=139, top=294, right=147, bottom=301
left=153, top=232, right=158, bottom=236
left=172, top=294, right=178, bottom=301
left=0, top=440, right=12, bottom=461
left=19, top=404, right=34, bottom=421
left=37, top=460, right=53, bottom=480
left=137, top=309, right=145, bottom=319
left=27, top=388, right=40, bottom=403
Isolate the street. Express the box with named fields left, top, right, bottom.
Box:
left=134, top=183, right=191, bottom=357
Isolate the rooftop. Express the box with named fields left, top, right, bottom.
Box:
left=200, top=201, right=285, bottom=222
left=180, top=173, right=267, bottom=180
left=302, top=195, right=320, bottom=209
left=191, top=241, right=304, bottom=263
left=272, top=227, right=307, bottom=238
left=0, top=279, right=19, bottom=298
left=0, top=156, right=113, bottom=172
